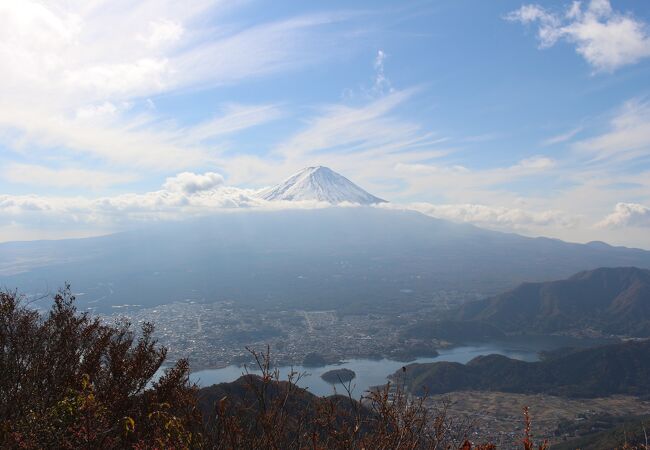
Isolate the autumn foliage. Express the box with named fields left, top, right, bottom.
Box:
left=0, top=286, right=201, bottom=448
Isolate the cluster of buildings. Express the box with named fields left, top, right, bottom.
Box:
left=102, top=297, right=450, bottom=371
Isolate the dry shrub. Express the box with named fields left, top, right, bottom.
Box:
left=202, top=346, right=536, bottom=449
left=0, top=286, right=202, bottom=449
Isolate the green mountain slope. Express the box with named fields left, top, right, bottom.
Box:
left=459, top=267, right=650, bottom=336
left=396, top=339, right=650, bottom=398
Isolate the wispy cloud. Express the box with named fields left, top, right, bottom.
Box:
left=381, top=201, right=580, bottom=231
left=0, top=1, right=352, bottom=178
left=507, top=0, right=650, bottom=72
left=543, top=126, right=583, bottom=145
left=2, top=164, right=138, bottom=190
left=262, top=89, right=452, bottom=186
left=369, top=49, right=394, bottom=97
left=393, top=155, right=557, bottom=199
left=0, top=1, right=348, bottom=104
left=170, top=87, right=455, bottom=189
left=574, top=98, right=650, bottom=161
left=0, top=102, right=284, bottom=172
left=342, top=48, right=397, bottom=100
left=183, top=104, right=284, bottom=145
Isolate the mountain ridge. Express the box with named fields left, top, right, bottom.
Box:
left=458, top=267, right=650, bottom=337
left=3, top=208, right=650, bottom=314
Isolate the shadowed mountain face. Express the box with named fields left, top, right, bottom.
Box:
left=258, top=166, right=386, bottom=204
left=2, top=208, right=650, bottom=314
left=394, top=339, right=650, bottom=398
left=459, top=267, right=650, bottom=336
left=197, top=374, right=361, bottom=423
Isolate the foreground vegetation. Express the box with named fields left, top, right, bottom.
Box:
left=0, top=286, right=643, bottom=448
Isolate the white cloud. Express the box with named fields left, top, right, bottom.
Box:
left=192, top=87, right=469, bottom=199
left=276, top=89, right=416, bottom=159
left=173, top=13, right=354, bottom=90
left=0, top=174, right=581, bottom=241
left=6, top=165, right=642, bottom=247
left=394, top=163, right=469, bottom=176
left=264, top=89, right=451, bottom=186
left=0, top=1, right=345, bottom=104
left=75, top=102, right=121, bottom=120
left=139, top=19, right=184, bottom=49
left=64, top=58, right=172, bottom=100
left=543, top=126, right=583, bottom=145
left=575, top=98, right=650, bottom=161
left=393, top=155, right=556, bottom=195
left=342, top=49, right=395, bottom=100
left=381, top=202, right=579, bottom=231
left=184, top=104, right=284, bottom=144
left=0, top=103, right=283, bottom=171
left=507, top=0, right=650, bottom=72
left=0, top=184, right=251, bottom=232
left=163, top=172, right=224, bottom=194
left=3, top=164, right=138, bottom=190
left=597, top=202, right=650, bottom=228
left=370, top=49, right=393, bottom=97
left=0, top=1, right=352, bottom=173
left=509, top=155, right=556, bottom=171
left=0, top=173, right=334, bottom=238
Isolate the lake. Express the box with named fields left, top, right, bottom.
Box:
left=187, top=335, right=607, bottom=397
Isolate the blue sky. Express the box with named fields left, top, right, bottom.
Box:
left=1, top=0, right=650, bottom=247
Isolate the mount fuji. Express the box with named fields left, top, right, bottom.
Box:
left=258, top=166, right=386, bottom=204
left=3, top=166, right=650, bottom=315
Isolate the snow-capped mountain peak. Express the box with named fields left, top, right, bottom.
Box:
left=259, top=166, right=386, bottom=204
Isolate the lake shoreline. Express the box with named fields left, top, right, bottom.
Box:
left=179, top=335, right=616, bottom=397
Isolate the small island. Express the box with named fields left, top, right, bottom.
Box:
left=302, top=352, right=328, bottom=367
left=320, top=368, right=356, bottom=384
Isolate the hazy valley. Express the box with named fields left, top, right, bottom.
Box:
left=3, top=167, right=650, bottom=448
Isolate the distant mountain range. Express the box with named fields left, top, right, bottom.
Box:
left=395, top=339, right=650, bottom=398
left=3, top=209, right=650, bottom=314
left=258, top=166, right=386, bottom=204
left=458, top=267, right=650, bottom=337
